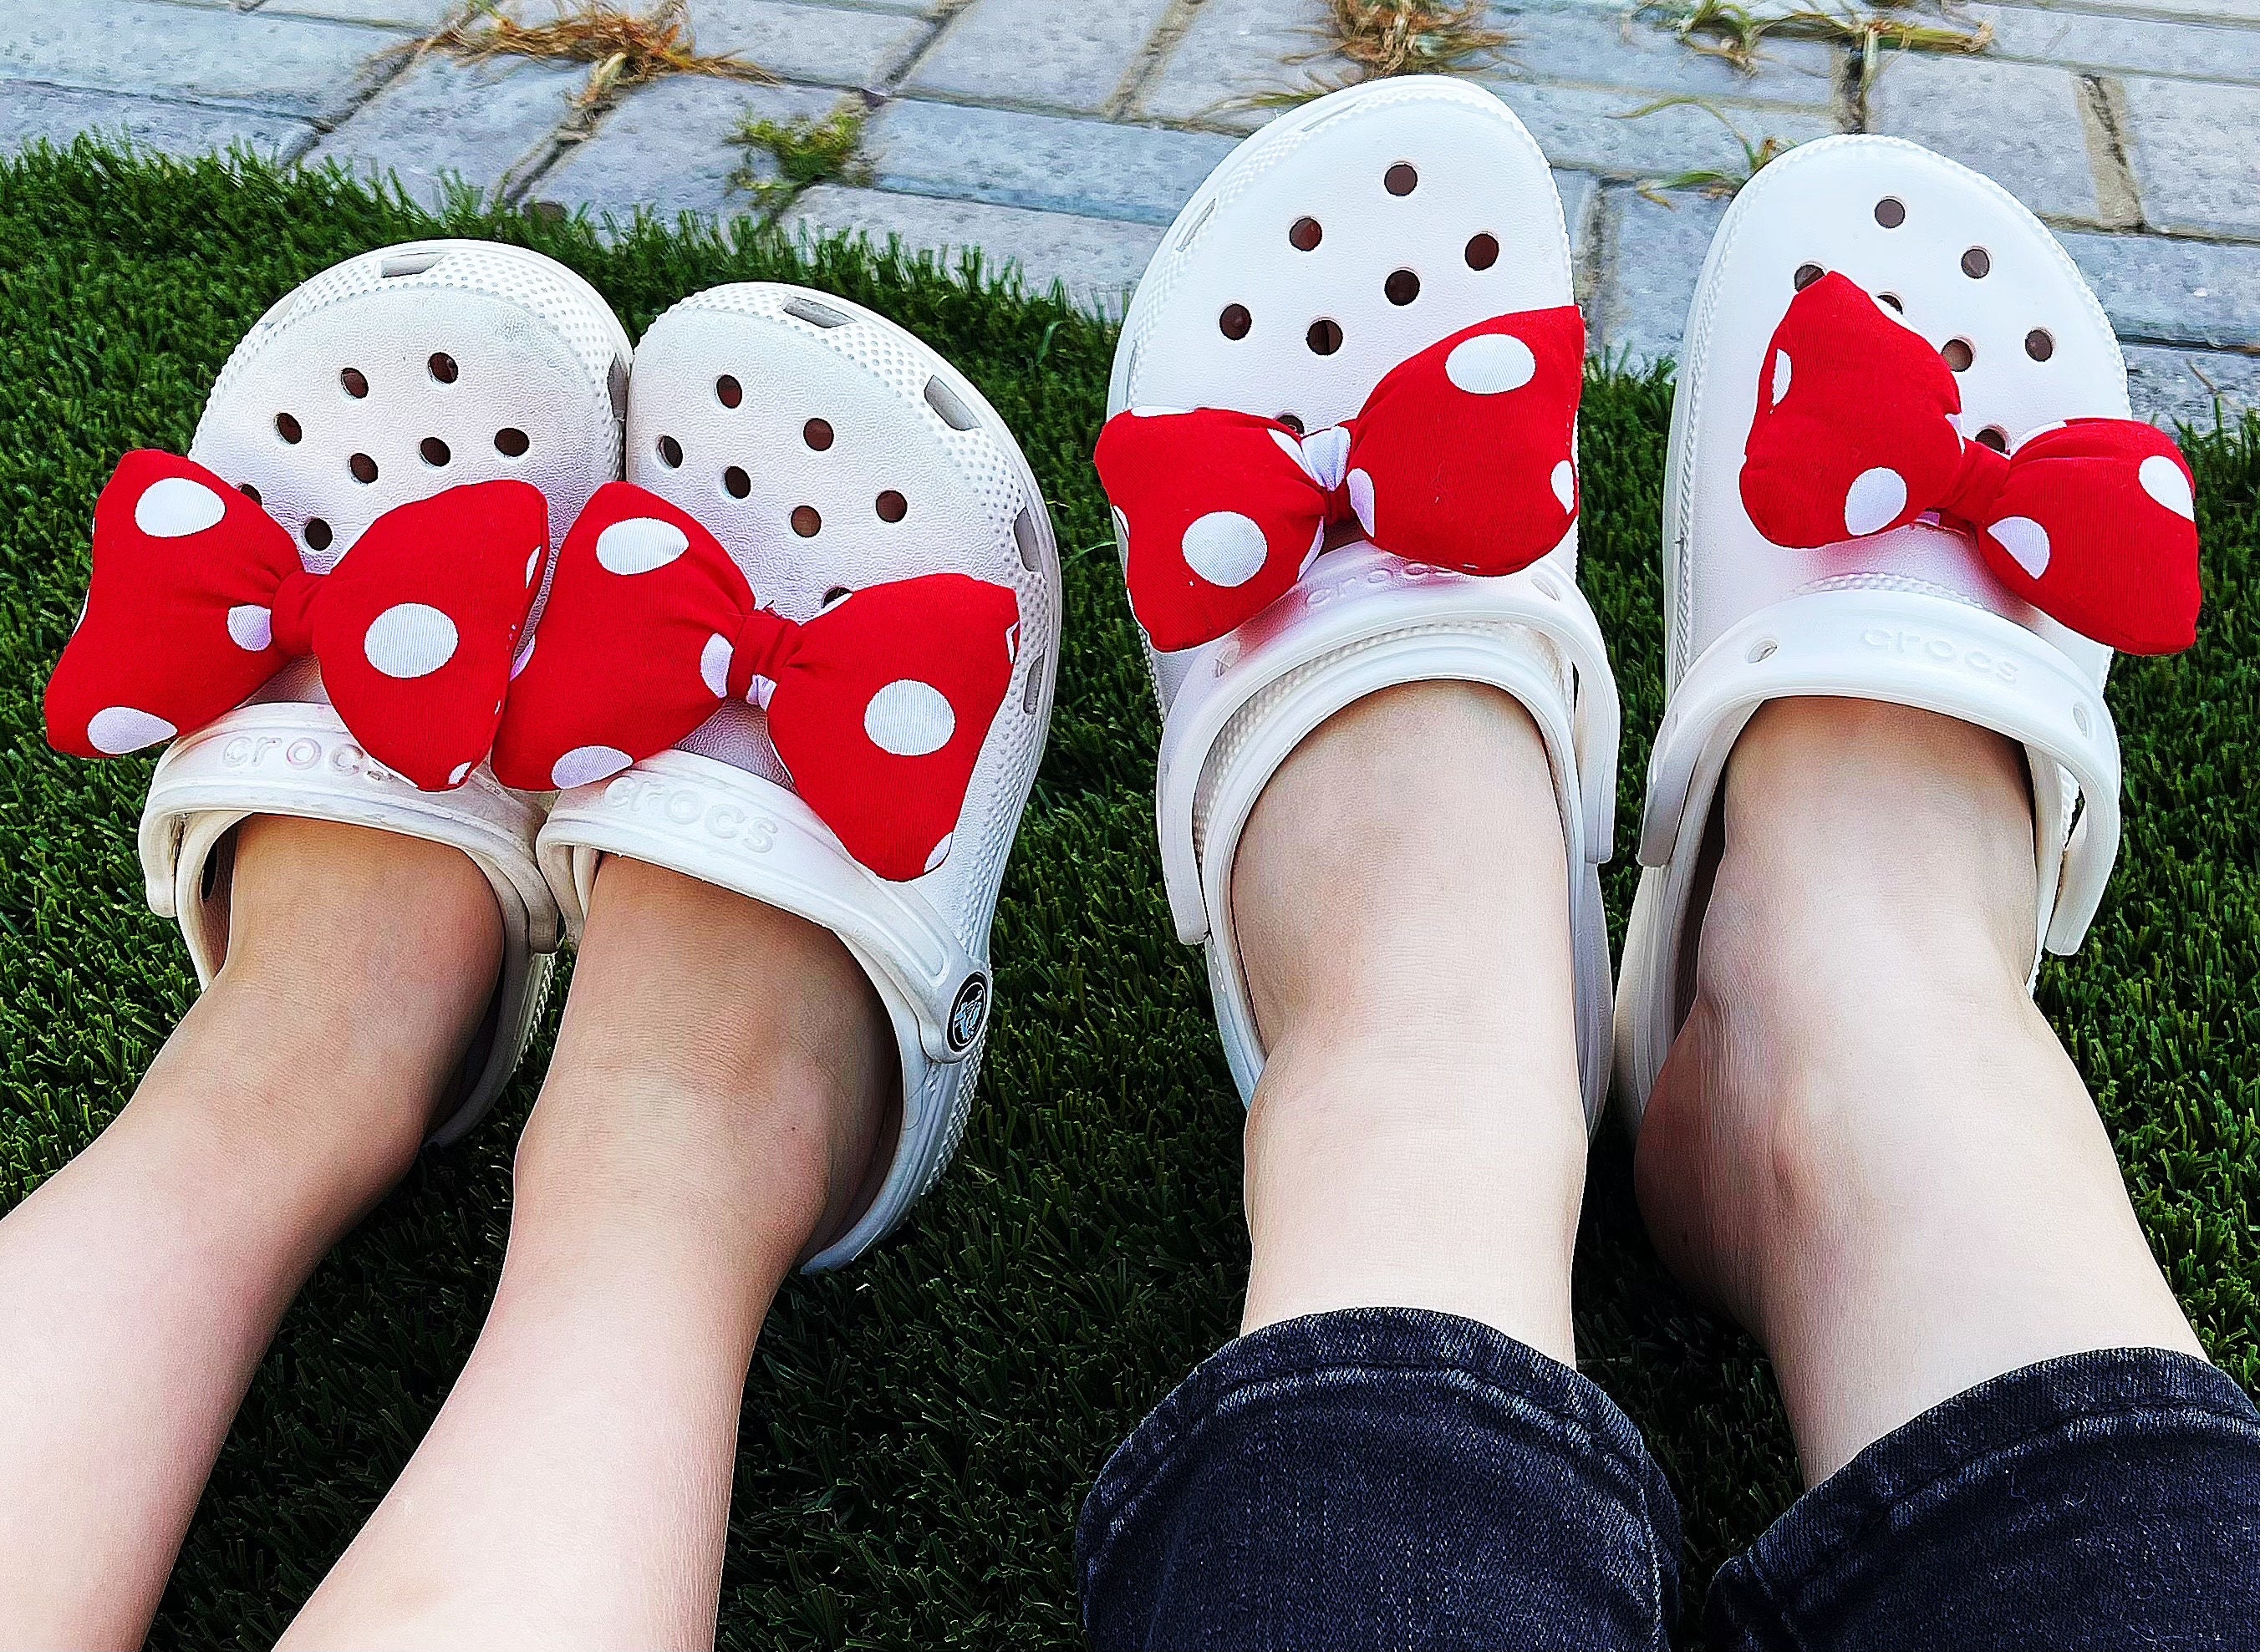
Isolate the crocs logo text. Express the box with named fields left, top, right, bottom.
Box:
left=220, top=734, right=408, bottom=784
left=1302, top=561, right=1461, bottom=608
left=1859, top=626, right=2021, bottom=684
left=598, top=772, right=778, bottom=854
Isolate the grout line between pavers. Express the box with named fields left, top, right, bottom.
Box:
left=1107, top=0, right=1205, bottom=122
left=2076, top=73, right=2145, bottom=229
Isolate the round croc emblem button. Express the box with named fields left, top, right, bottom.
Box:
left=947, top=973, right=990, bottom=1053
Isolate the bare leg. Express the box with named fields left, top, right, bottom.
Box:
left=1637, top=698, right=2202, bottom=1482
left=279, top=855, right=892, bottom=1650
left=0, top=817, right=501, bottom=1649
left=1232, top=681, right=1589, bottom=1365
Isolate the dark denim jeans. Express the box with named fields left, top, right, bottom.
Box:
left=1077, top=1309, right=2260, bottom=1650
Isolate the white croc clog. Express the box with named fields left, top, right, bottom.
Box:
left=1615, top=135, right=2178, bottom=1129
left=531, top=284, right=1062, bottom=1271
left=1106, top=75, right=1621, bottom=1129
left=135, top=240, right=629, bottom=1144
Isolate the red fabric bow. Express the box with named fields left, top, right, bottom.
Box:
left=1740, top=272, right=2201, bottom=655
left=491, top=482, right=1021, bottom=882
left=1097, top=308, right=1586, bottom=653
left=45, top=450, right=547, bottom=790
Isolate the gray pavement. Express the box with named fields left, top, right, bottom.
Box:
left=3, top=0, right=2257, bottom=427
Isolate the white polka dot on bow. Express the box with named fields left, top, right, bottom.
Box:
left=364, top=603, right=458, bottom=679
left=1844, top=467, right=1908, bottom=536
left=595, top=516, right=689, bottom=575
left=1989, top=516, right=2051, bottom=578
left=552, top=745, right=632, bottom=788
left=864, top=679, right=956, bottom=758
left=1445, top=334, right=1536, bottom=395
left=1181, top=511, right=1268, bottom=588
left=2138, top=455, right=2194, bottom=521
left=87, top=705, right=175, bottom=754
left=135, top=476, right=226, bottom=538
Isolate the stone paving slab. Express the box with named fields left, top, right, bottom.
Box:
left=259, top=0, right=465, bottom=25
left=1865, top=53, right=2105, bottom=222
left=905, top=0, right=1178, bottom=114
left=1491, top=1, right=1840, bottom=107
left=2117, top=76, right=2260, bottom=237
left=1130, top=0, right=1331, bottom=128
left=864, top=101, right=1239, bottom=226
left=308, top=54, right=583, bottom=209
left=537, top=77, right=841, bottom=226
left=2062, top=227, right=2260, bottom=348
left=1591, top=186, right=1727, bottom=363
left=785, top=185, right=1167, bottom=310
left=1484, top=78, right=1839, bottom=177
left=0, top=79, right=319, bottom=162
left=0, top=0, right=406, bottom=124
left=2123, top=343, right=2260, bottom=430
left=1968, top=1, right=2260, bottom=81
left=686, top=0, right=929, bottom=92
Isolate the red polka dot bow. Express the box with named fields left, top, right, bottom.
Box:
left=45, top=450, right=547, bottom=790
left=1096, top=307, right=1586, bottom=653
left=1740, top=272, right=2201, bottom=655
left=491, top=482, right=1021, bottom=882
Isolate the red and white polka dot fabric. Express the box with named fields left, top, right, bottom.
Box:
left=1096, top=306, right=1586, bottom=653
left=1740, top=272, right=2201, bottom=656
left=44, top=450, right=546, bottom=791
left=491, top=481, right=1021, bottom=883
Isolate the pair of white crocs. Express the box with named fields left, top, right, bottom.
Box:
left=72, top=246, right=1059, bottom=1271
left=1109, top=78, right=2186, bottom=1130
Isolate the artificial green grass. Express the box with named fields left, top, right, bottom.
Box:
left=0, top=141, right=2253, bottom=1649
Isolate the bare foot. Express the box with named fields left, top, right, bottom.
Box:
left=1635, top=698, right=2201, bottom=1480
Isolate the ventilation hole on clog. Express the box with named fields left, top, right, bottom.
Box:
left=1306, top=318, right=1343, bottom=355
left=792, top=506, right=822, bottom=537
left=804, top=417, right=833, bottom=451
left=1942, top=338, right=1974, bottom=372
left=924, top=376, right=976, bottom=430
left=2025, top=328, right=2054, bottom=361
left=876, top=490, right=908, bottom=522
left=1290, top=216, right=1322, bottom=251
left=428, top=352, right=458, bottom=384
left=716, top=374, right=742, bottom=409
left=304, top=518, right=332, bottom=552
left=1962, top=247, right=1991, bottom=278
left=1385, top=162, right=1418, bottom=196
left=1464, top=232, right=1499, bottom=270
left=495, top=427, right=529, bottom=457
left=349, top=452, right=378, bottom=484
left=421, top=436, right=450, bottom=466
left=1219, top=302, right=1252, bottom=340
left=1276, top=412, right=1304, bottom=434
left=1385, top=268, right=1420, bottom=306
left=1024, top=656, right=1046, bottom=713
left=724, top=466, right=751, bottom=498
left=1875, top=196, right=1906, bottom=228
left=1748, top=638, right=1778, bottom=663
left=784, top=296, right=850, bottom=328
left=237, top=481, right=261, bottom=504
left=1014, top=506, right=1041, bottom=570
left=1794, top=262, right=1824, bottom=291
left=822, top=586, right=852, bottom=607
left=2074, top=702, right=2091, bottom=736
left=1976, top=425, right=2009, bottom=453
left=341, top=367, right=369, bottom=398
left=275, top=412, right=302, bottom=444
left=1879, top=292, right=1904, bottom=313
left=657, top=434, right=683, bottom=468
left=380, top=251, right=442, bottom=278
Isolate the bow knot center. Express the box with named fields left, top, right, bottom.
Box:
left=269, top=569, right=325, bottom=658
left=1942, top=436, right=2013, bottom=527
left=725, top=607, right=800, bottom=707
